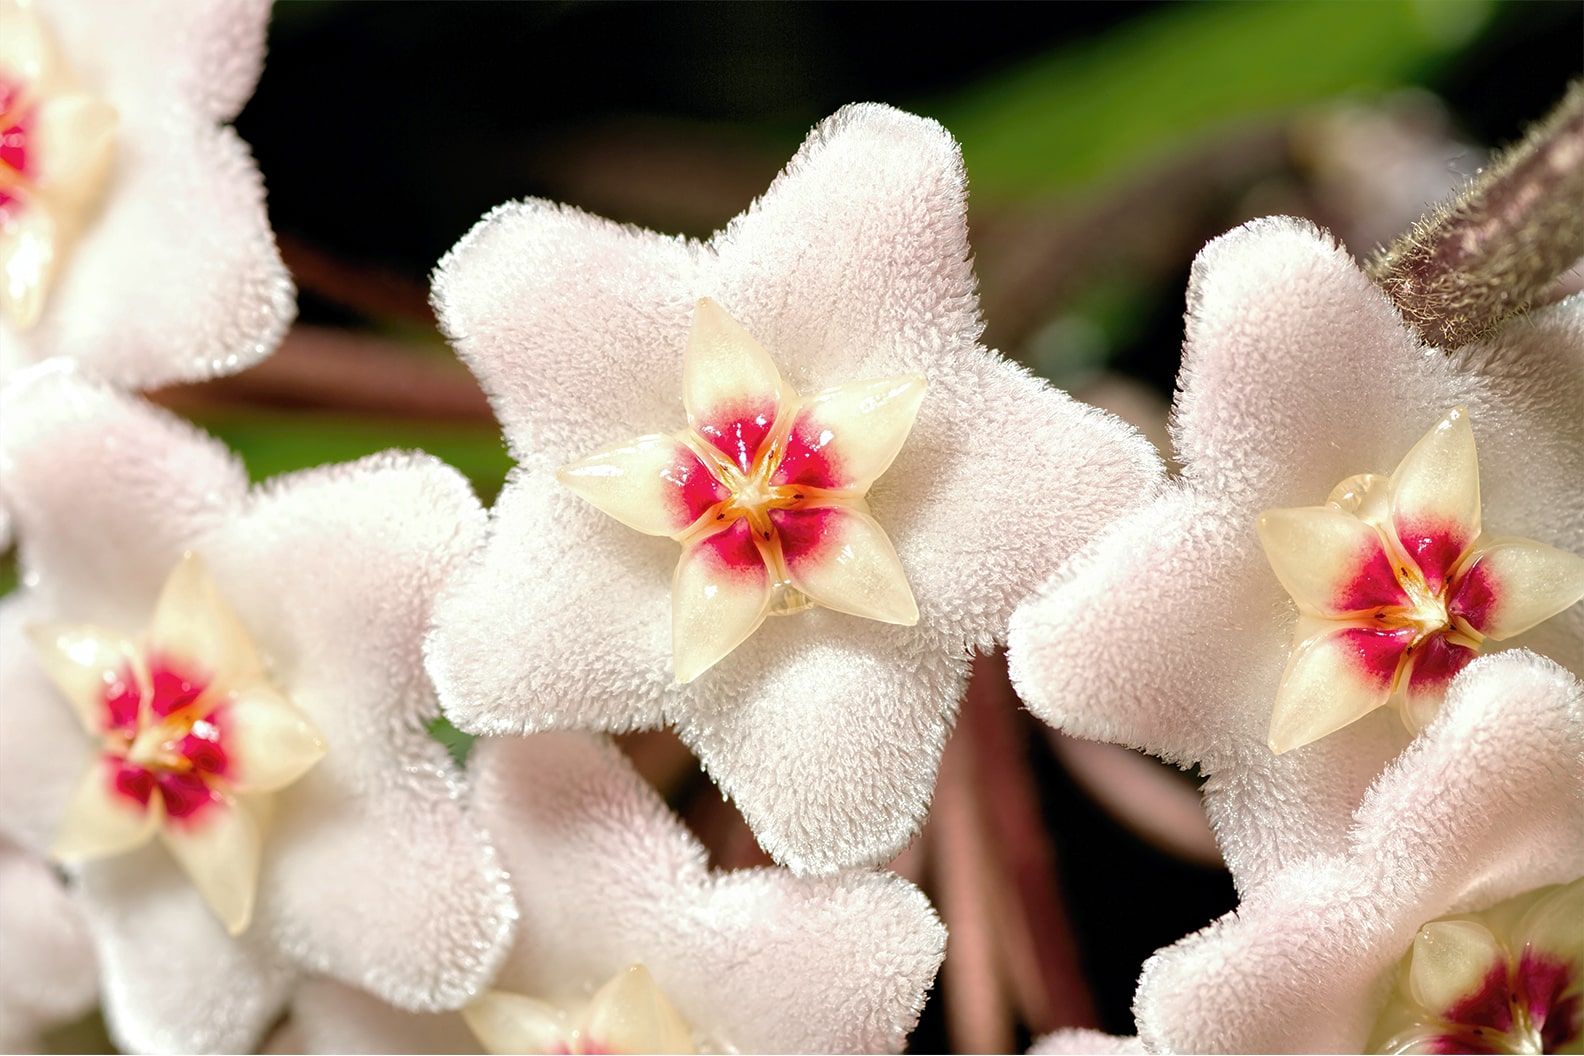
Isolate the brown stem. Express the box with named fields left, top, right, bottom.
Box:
left=966, top=652, right=1100, bottom=1033
left=1369, top=81, right=1584, bottom=350
left=930, top=722, right=1015, bottom=1054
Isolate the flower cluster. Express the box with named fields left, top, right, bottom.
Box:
left=1, top=4, right=1581, bottom=1055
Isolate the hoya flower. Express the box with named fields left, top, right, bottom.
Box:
left=1008, top=217, right=1583, bottom=890
left=271, top=732, right=946, bottom=1055
left=0, top=0, right=292, bottom=387
left=0, top=365, right=515, bottom=1053
left=1132, top=650, right=1583, bottom=1053
left=426, top=103, right=1162, bottom=873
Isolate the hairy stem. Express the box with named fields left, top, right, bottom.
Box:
left=1369, top=81, right=1584, bottom=350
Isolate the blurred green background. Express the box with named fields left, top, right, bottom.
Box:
left=116, top=0, right=1582, bottom=1049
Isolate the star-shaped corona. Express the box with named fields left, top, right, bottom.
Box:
left=1257, top=407, right=1584, bottom=754
left=27, top=553, right=325, bottom=935
left=1369, top=879, right=1582, bottom=1055
left=557, top=297, right=926, bottom=683
left=464, top=964, right=706, bottom=1056
left=0, top=0, right=117, bottom=328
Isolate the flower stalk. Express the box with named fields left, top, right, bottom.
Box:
left=1369, top=81, right=1584, bottom=350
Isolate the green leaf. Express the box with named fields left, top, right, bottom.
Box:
left=935, top=0, right=1493, bottom=200
left=191, top=410, right=514, bottom=501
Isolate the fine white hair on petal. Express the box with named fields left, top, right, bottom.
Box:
left=1172, top=218, right=1584, bottom=550
left=1, top=370, right=519, bottom=1038
left=0, top=841, right=97, bottom=1053
left=0, top=596, right=92, bottom=856
left=1008, top=223, right=1583, bottom=889
left=0, top=0, right=292, bottom=389
left=0, top=362, right=249, bottom=630
left=268, top=979, right=479, bottom=1055
left=428, top=102, right=1163, bottom=873
left=1133, top=651, right=1584, bottom=1054
left=201, top=453, right=518, bottom=1012
left=431, top=200, right=701, bottom=463
left=80, top=848, right=297, bottom=1055
left=1028, top=1030, right=1145, bottom=1055
left=472, top=733, right=947, bottom=1055
left=706, top=102, right=982, bottom=390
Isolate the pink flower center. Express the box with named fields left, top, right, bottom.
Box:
left=0, top=77, right=33, bottom=225
left=1421, top=952, right=1581, bottom=1054
left=99, top=656, right=232, bottom=824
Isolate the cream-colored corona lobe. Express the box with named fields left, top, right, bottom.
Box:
left=1258, top=408, right=1584, bottom=754
left=464, top=965, right=700, bottom=1055
left=29, top=553, right=324, bottom=935
left=1369, top=879, right=1584, bottom=1054
left=558, top=298, right=925, bottom=682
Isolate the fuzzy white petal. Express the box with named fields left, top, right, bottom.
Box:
left=203, top=453, right=516, bottom=1010
left=1133, top=651, right=1584, bottom=1054
left=80, top=847, right=295, bottom=1055
left=1028, top=1030, right=1144, bottom=1055
left=271, top=979, right=477, bottom=1055
left=473, top=733, right=945, bottom=1054
left=0, top=598, right=95, bottom=856
left=0, top=841, right=96, bottom=1052
left=0, top=364, right=248, bottom=627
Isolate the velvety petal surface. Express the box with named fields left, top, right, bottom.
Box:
left=473, top=733, right=945, bottom=1054
left=1028, top=1030, right=1145, bottom=1055
left=271, top=979, right=478, bottom=1055
left=1134, top=651, right=1584, bottom=1054
left=1009, top=228, right=1583, bottom=889
left=0, top=363, right=249, bottom=629
left=0, top=841, right=96, bottom=1053
left=0, top=599, right=102, bottom=857
left=0, top=0, right=292, bottom=388
left=205, top=453, right=516, bottom=1010
left=79, top=846, right=295, bottom=1055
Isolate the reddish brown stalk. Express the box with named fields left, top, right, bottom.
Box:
left=277, top=236, right=435, bottom=325
left=1369, top=82, right=1584, bottom=350
left=965, top=652, right=1100, bottom=1032
left=616, top=730, right=700, bottom=797
left=1046, top=731, right=1222, bottom=869
left=931, top=722, right=1015, bottom=1054
left=155, top=325, right=493, bottom=422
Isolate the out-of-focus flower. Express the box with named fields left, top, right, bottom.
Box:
left=0, top=0, right=292, bottom=387
left=1132, top=651, right=1583, bottom=1053
left=275, top=732, right=947, bottom=1055
left=0, top=837, right=95, bottom=1053
left=426, top=102, right=1163, bottom=874
left=1009, top=217, right=1583, bottom=892
left=0, top=365, right=515, bottom=1053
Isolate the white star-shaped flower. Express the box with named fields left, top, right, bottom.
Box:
left=425, top=103, right=1163, bottom=874
left=270, top=731, right=946, bottom=1055
left=1008, top=217, right=1584, bottom=892
left=0, top=0, right=292, bottom=387
left=0, top=364, right=516, bottom=1053
left=1132, top=651, right=1583, bottom=1053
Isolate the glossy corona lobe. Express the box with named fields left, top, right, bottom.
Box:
left=1369, top=879, right=1583, bottom=1054
left=428, top=103, right=1163, bottom=874
left=558, top=296, right=924, bottom=683
left=1259, top=407, right=1584, bottom=753
left=0, top=0, right=292, bottom=388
